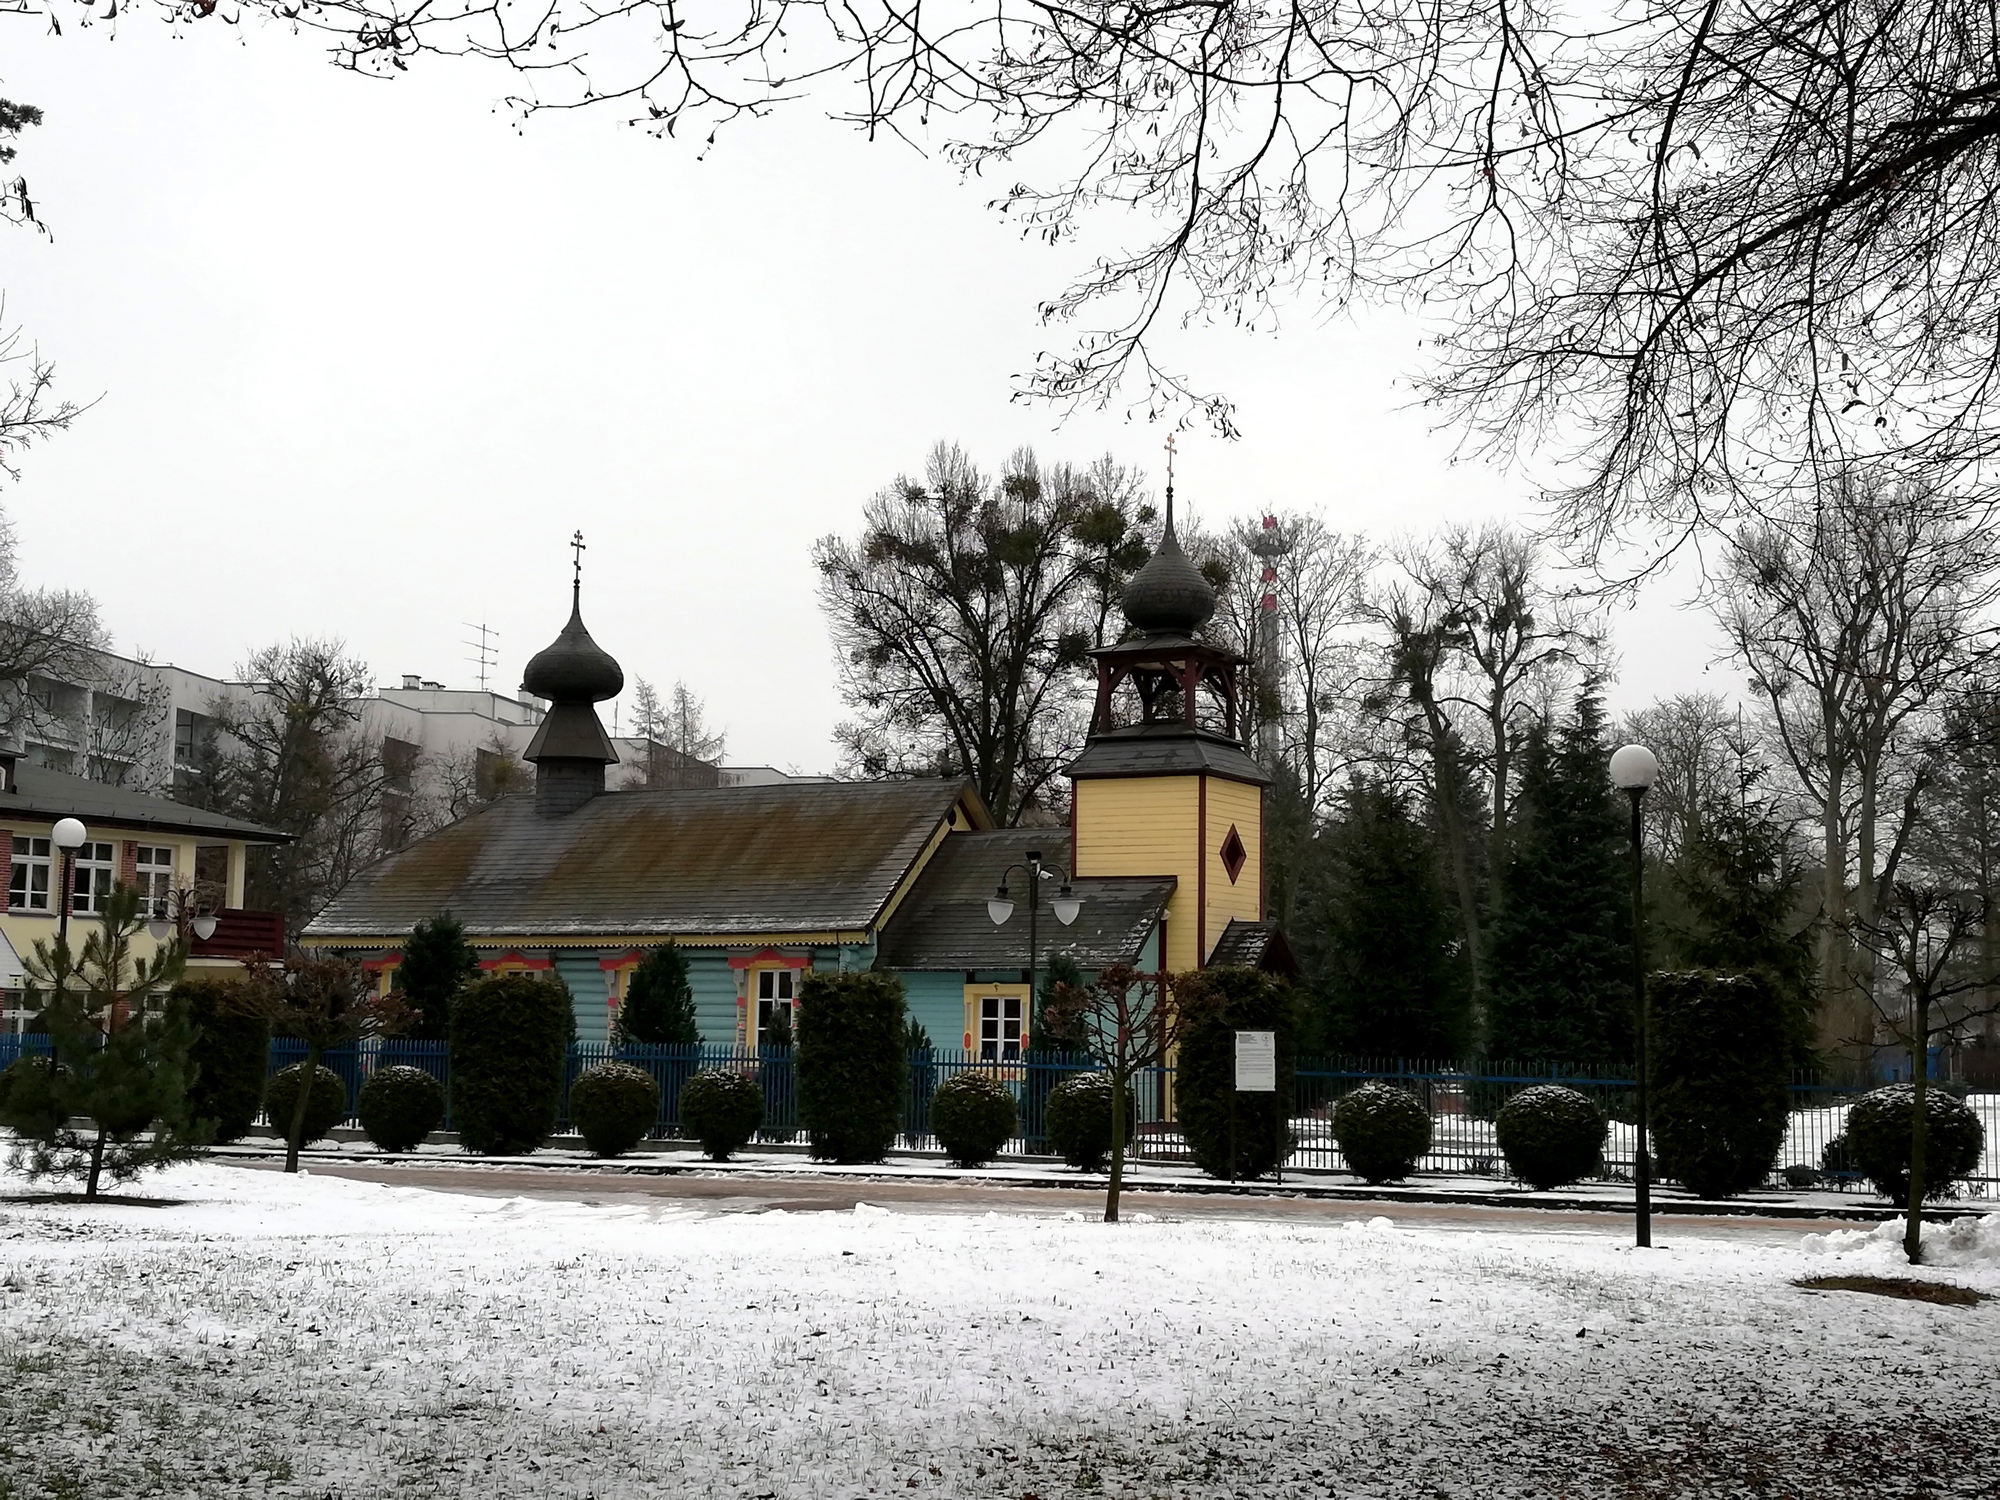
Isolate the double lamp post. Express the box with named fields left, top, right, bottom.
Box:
left=1609, top=742, right=1660, bottom=1249
left=986, top=849, right=1082, bottom=1035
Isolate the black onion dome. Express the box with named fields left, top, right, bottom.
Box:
left=521, top=590, right=624, bottom=704
left=1121, top=514, right=1217, bottom=635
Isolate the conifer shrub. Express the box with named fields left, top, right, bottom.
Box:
left=796, top=970, right=907, bottom=1163
left=1842, top=1085, right=1985, bottom=1205
left=356, top=1065, right=445, bottom=1153
left=1331, top=1081, right=1432, bottom=1184
left=399, top=911, right=480, bottom=1043
left=1494, top=1084, right=1607, bottom=1190
left=928, top=1072, right=1017, bottom=1167
left=569, top=1061, right=661, bottom=1157
left=1820, top=1133, right=1852, bottom=1176
left=264, top=1063, right=348, bottom=1147
left=1650, top=970, right=1791, bottom=1198
left=614, top=943, right=701, bottom=1046
left=1045, top=1072, right=1122, bottom=1172
left=178, top=975, right=269, bottom=1144
left=678, top=1068, right=764, bottom=1160
left=450, top=973, right=572, bottom=1155
left=1174, top=967, right=1296, bottom=1179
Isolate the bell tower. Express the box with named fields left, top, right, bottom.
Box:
left=1066, top=454, right=1269, bottom=971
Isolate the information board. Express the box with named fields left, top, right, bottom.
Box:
left=1233, top=1030, right=1277, bottom=1092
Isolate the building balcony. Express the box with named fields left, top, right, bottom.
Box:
left=189, top=908, right=285, bottom=962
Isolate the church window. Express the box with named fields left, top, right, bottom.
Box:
left=979, top=992, right=1023, bottom=1062
left=756, top=967, right=795, bottom=1048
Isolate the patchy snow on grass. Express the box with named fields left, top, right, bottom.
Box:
left=2, top=1161, right=1997, bottom=1499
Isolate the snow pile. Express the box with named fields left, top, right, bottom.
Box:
left=1804, top=1211, right=2000, bottom=1269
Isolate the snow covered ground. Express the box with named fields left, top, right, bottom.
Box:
left=2, top=1161, right=1997, bottom=1499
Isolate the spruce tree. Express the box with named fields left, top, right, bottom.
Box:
left=1311, top=776, right=1473, bottom=1058
left=1484, top=691, right=1634, bottom=1064
left=399, top=911, right=480, bottom=1043
left=615, top=943, right=701, bottom=1046
left=1668, top=755, right=1817, bottom=1065
left=0, top=886, right=204, bottom=1198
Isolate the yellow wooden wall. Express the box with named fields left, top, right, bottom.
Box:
left=1072, top=773, right=1263, bottom=970
left=1202, top=775, right=1264, bottom=952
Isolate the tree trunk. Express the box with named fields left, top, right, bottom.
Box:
left=1105, top=1063, right=1127, bottom=1224
left=285, top=1042, right=322, bottom=1175
left=1905, top=999, right=1930, bottom=1266
left=85, top=1127, right=107, bottom=1201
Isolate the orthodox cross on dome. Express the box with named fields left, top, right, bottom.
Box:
left=1163, top=432, right=1178, bottom=523
left=571, top=530, right=587, bottom=590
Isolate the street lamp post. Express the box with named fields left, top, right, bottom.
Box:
left=987, top=849, right=1083, bottom=1028
left=1609, top=744, right=1660, bottom=1249
left=50, top=817, right=87, bottom=946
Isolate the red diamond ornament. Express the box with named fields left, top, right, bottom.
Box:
left=1220, top=824, right=1247, bottom=884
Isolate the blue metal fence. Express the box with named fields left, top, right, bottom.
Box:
left=11, top=1029, right=1994, bottom=1191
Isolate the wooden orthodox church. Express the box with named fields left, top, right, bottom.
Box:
left=302, top=495, right=1289, bottom=1051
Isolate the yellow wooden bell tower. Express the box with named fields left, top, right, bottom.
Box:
left=1066, top=471, right=1269, bottom=973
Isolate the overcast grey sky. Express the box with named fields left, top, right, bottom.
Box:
left=2, top=20, right=1735, bottom=770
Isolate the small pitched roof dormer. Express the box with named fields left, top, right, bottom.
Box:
left=521, top=542, right=624, bottom=816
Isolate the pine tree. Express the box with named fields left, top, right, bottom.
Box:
left=399, top=911, right=480, bottom=1043
left=1310, top=776, right=1473, bottom=1058
left=0, top=886, right=203, bottom=1198
left=616, top=943, right=701, bottom=1046
left=1484, top=691, right=1634, bottom=1064
left=1033, top=953, right=1086, bottom=1052
left=1668, top=751, right=1817, bottom=1064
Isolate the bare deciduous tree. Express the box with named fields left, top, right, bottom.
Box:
left=1718, top=475, right=2000, bottom=1045
left=816, top=444, right=1149, bottom=825
left=204, top=640, right=390, bottom=932
left=1847, top=884, right=2000, bottom=1264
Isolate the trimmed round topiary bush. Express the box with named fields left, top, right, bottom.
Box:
left=1842, top=1084, right=1985, bottom=1206
left=569, top=1062, right=661, bottom=1157
left=177, top=975, right=268, bottom=1144
left=450, top=973, right=572, bottom=1155
left=1331, top=1081, right=1432, bottom=1184
left=1045, top=1072, right=1123, bottom=1172
left=679, top=1068, right=765, bottom=1160
left=796, top=971, right=907, bottom=1164
left=264, top=1063, right=347, bottom=1147
left=356, top=1065, right=445, bottom=1153
left=929, top=1072, right=1017, bottom=1167
left=1494, top=1084, right=1607, bottom=1190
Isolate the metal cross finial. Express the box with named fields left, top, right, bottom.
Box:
left=571, top=530, right=586, bottom=587
left=1163, top=432, right=1178, bottom=530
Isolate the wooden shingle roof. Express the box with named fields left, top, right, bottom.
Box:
left=874, top=829, right=1173, bottom=972
left=304, top=779, right=980, bottom=942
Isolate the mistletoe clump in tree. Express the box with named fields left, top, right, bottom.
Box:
left=0, top=886, right=204, bottom=1200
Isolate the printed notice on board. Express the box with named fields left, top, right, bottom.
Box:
left=1234, top=1030, right=1277, bottom=1092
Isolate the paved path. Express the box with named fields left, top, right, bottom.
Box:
left=228, top=1158, right=1871, bottom=1245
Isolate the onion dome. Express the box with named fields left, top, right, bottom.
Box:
left=521, top=586, right=624, bottom=705
left=1121, top=505, right=1216, bottom=636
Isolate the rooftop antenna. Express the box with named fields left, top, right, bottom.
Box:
left=463, top=621, right=500, bottom=692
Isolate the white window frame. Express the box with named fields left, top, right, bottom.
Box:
left=71, top=841, right=115, bottom=917
left=135, top=845, right=174, bottom=919
left=755, top=967, right=795, bottom=1048
left=979, top=992, right=1024, bottom=1062
left=10, top=836, right=50, bottom=913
